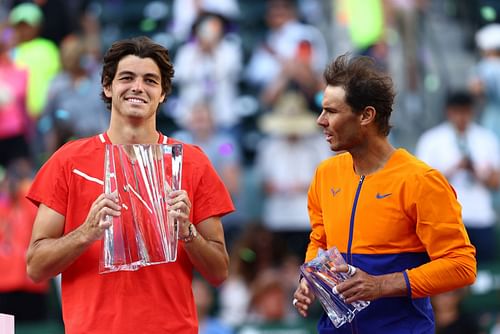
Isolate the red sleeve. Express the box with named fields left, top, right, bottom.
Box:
left=26, top=149, right=69, bottom=216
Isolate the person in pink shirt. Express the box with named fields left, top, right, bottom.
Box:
left=0, top=24, right=31, bottom=167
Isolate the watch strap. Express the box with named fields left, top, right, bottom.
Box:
left=180, top=223, right=198, bottom=243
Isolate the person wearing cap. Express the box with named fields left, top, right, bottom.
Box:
left=255, top=90, right=331, bottom=259
left=469, top=23, right=500, bottom=141
left=292, top=54, right=476, bottom=333
left=8, top=2, right=60, bottom=118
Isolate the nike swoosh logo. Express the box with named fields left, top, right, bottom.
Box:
left=376, top=192, right=392, bottom=199
left=330, top=188, right=341, bottom=196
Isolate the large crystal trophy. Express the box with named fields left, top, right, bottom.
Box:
left=300, top=246, right=370, bottom=328
left=100, top=143, right=183, bottom=273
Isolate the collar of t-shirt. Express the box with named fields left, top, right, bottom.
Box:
left=98, top=132, right=169, bottom=145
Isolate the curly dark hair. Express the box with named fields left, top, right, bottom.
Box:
left=100, top=36, right=175, bottom=110
left=323, top=53, right=395, bottom=136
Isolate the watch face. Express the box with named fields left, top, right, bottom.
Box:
left=182, top=224, right=197, bottom=242
left=189, top=224, right=197, bottom=238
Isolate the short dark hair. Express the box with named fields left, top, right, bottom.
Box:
left=323, top=53, right=395, bottom=136
left=267, top=0, right=296, bottom=9
left=100, top=36, right=175, bottom=110
left=445, top=90, right=474, bottom=109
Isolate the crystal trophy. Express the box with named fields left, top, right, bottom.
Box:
left=300, top=246, right=370, bottom=328
left=100, top=143, right=183, bottom=273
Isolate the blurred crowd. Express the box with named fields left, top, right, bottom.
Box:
left=1, top=0, right=500, bottom=333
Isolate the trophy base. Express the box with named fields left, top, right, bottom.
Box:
left=100, top=258, right=176, bottom=274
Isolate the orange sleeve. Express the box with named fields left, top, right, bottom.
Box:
left=406, top=170, right=476, bottom=298
left=305, top=168, right=327, bottom=262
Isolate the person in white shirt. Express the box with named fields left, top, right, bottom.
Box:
left=255, top=91, right=331, bottom=258
left=173, top=12, right=242, bottom=130
left=416, top=91, right=500, bottom=262
left=245, top=0, right=328, bottom=107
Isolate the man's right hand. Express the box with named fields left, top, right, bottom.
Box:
left=79, top=193, right=121, bottom=242
left=293, top=277, right=315, bottom=317
left=27, top=194, right=120, bottom=283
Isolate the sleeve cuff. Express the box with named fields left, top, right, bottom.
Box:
left=403, top=270, right=412, bottom=298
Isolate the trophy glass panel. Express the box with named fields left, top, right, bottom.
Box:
left=100, top=143, right=183, bottom=273
left=300, top=247, right=370, bottom=328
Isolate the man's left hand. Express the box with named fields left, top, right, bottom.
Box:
left=334, top=264, right=383, bottom=303
left=167, top=190, right=192, bottom=237
left=334, top=264, right=407, bottom=303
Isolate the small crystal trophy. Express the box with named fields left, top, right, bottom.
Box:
left=300, top=246, right=370, bottom=328
left=100, top=143, right=183, bottom=273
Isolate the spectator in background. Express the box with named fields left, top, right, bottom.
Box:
left=245, top=0, right=327, bottom=107
left=53, top=0, right=103, bottom=76
left=0, top=159, right=50, bottom=323
left=13, top=0, right=96, bottom=45
left=29, top=0, right=72, bottom=46
left=469, top=23, right=500, bottom=141
left=173, top=11, right=242, bottom=131
left=0, top=23, right=31, bottom=167
left=173, top=102, right=241, bottom=195
left=38, top=34, right=108, bottom=157
left=416, top=91, right=500, bottom=263
left=432, top=288, right=480, bottom=334
left=76, top=2, right=102, bottom=75
left=192, top=277, right=234, bottom=334
left=238, top=261, right=315, bottom=333
left=169, top=0, right=239, bottom=43
left=255, top=91, right=330, bottom=259
left=340, top=0, right=386, bottom=56
left=173, top=101, right=243, bottom=244
left=219, top=224, right=284, bottom=328
left=0, top=3, right=8, bottom=20
left=8, top=2, right=60, bottom=119
left=246, top=269, right=289, bottom=323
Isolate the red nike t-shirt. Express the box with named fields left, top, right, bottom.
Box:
left=27, top=133, right=235, bottom=334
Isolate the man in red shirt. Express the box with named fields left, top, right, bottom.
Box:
left=26, top=36, right=234, bottom=334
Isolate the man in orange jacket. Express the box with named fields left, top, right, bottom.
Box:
left=292, top=53, right=476, bottom=333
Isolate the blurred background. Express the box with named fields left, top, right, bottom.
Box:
left=1, top=0, right=500, bottom=333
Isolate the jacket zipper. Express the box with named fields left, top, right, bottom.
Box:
left=347, top=175, right=364, bottom=334
left=347, top=175, right=365, bottom=263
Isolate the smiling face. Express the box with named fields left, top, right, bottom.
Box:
left=317, top=85, right=364, bottom=152
left=103, top=55, right=165, bottom=122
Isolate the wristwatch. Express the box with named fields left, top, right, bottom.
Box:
left=180, top=223, right=198, bottom=243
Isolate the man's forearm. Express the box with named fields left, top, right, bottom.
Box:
left=377, top=272, right=408, bottom=298
left=27, top=228, right=94, bottom=282
left=337, top=268, right=409, bottom=303
left=183, top=235, right=229, bottom=286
